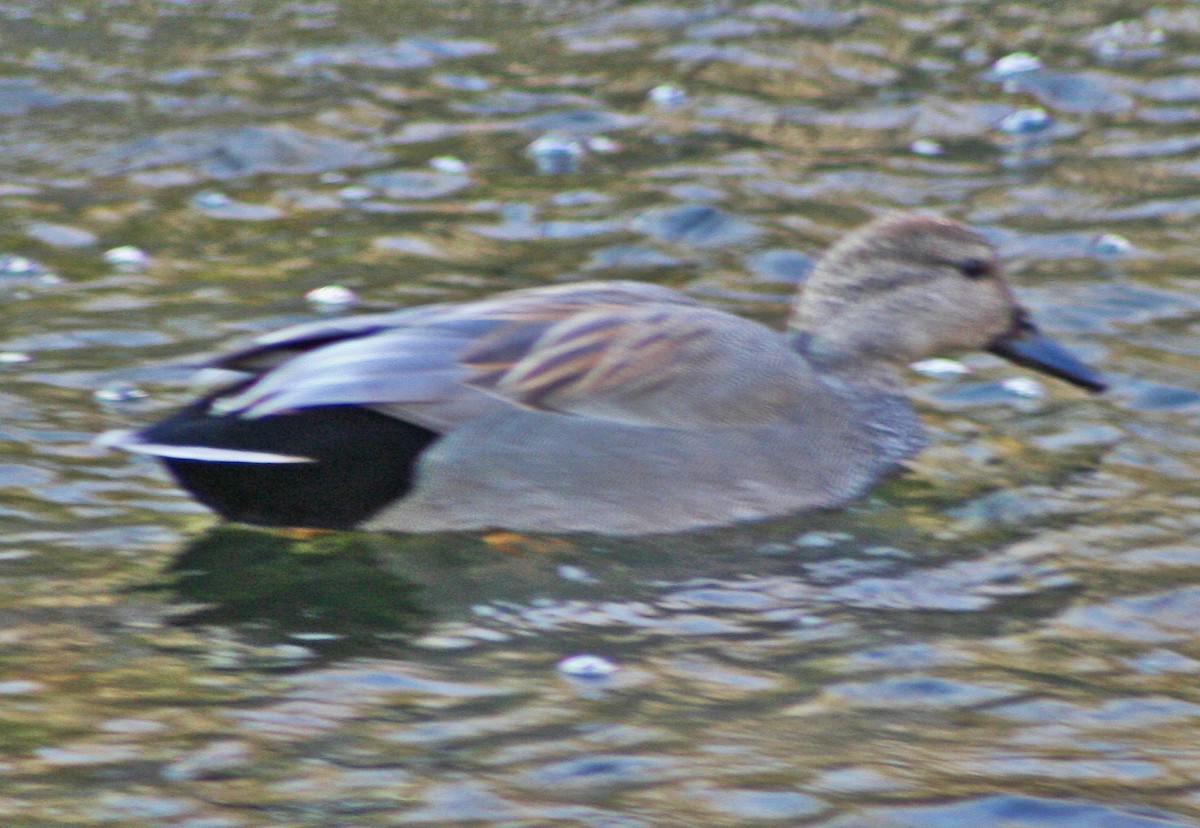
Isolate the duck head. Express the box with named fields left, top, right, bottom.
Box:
left=791, top=212, right=1106, bottom=392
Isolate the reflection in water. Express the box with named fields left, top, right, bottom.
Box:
left=154, top=527, right=433, bottom=656
left=154, top=511, right=1090, bottom=662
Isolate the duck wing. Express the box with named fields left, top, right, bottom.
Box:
left=206, top=280, right=818, bottom=432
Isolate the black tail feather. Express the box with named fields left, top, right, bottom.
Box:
left=138, top=400, right=439, bottom=529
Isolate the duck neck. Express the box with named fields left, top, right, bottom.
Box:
left=787, top=327, right=926, bottom=467
left=788, top=328, right=908, bottom=394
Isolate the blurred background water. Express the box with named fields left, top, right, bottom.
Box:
left=3, top=0, right=1200, bottom=825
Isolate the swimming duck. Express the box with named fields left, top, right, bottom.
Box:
left=103, top=212, right=1105, bottom=534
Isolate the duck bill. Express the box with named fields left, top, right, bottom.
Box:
left=988, top=316, right=1106, bottom=393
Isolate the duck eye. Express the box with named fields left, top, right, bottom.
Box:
left=957, top=257, right=992, bottom=279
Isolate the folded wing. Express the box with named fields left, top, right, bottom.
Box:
left=202, top=280, right=817, bottom=432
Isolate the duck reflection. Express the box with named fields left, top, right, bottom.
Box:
left=148, top=495, right=1082, bottom=662
left=152, top=526, right=645, bottom=657
left=156, top=526, right=436, bottom=655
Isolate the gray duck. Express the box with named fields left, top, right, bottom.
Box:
left=102, top=212, right=1105, bottom=534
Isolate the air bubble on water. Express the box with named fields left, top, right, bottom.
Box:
left=558, top=654, right=618, bottom=679
left=911, top=358, right=970, bottom=378
left=337, top=185, right=375, bottom=202
left=103, top=245, right=152, bottom=272
left=910, top=138, right=945, bottom=157
left=991, top=52, right=1043, bottom=77
left=557, top=565, right=597, bottom=584
left=0, top=254, right=60, bottom=285
left=305, top=284, right=359, bottom=311
left=429, top=155, right=469, bottom=173
left=998, top=107, right=1053, bottom=135
left=1091, top=233, right=1133, bottom=256
left=648, top=83, right=688, bottom=108
left=526, top=134, right=586, bottom=174
left=191, top=190, right=232, bottom=209
left=1001, top=377, right=1044, bottom=399
left=586, top=136, right=621, bottom=154
left=95, top=381, right=149, bottom=404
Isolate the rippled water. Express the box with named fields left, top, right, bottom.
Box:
left=3, top=0, right=1200, bottom=825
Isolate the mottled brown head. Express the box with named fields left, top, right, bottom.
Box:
left=791, top=212, right=1105, bottom=391
left=792, top=213, right=1009, bottom=361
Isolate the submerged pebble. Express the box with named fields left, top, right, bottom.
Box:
left=828, top=675, right=1016, bottom=707
left=434, top=73, right=492, bottom=91
left=161, top=740, right=254, bottom=782
left=584, top=244, right=682, bottom=271
left=24, top=221, right=97, bottom=248
left=190, top=192, right=284, bottom=221
left=689, top=785, right=827, bottom=821
left=520, top=753, right=674, bottom=791
left=361, top=170, right=472, bottom=199
left=849, top=795, right=1196, bottom=828
left=633, top=203, right=759, bottom=248
left=372, top=235, right=445, bottom=257
left=1087, top=19, right=1166, bottom=62
left=1007, top=71, right=1133, bottom=115
left=290, top=37, right=495, bottom=70
left=550, top=189, right=612, bottom=207
left=745, top=248, right=813, bottom=283
left=83, top=124, right=392, bottom=180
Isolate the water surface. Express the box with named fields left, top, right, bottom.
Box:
left=3, top=1, right=1200, bottom=825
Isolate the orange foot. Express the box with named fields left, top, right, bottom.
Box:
left=482, top=531, right=574, bottom=555
left=277, top=527, right=336, bottom=541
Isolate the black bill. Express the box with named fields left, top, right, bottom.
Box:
left=988, top=314, right=1106, bottom=393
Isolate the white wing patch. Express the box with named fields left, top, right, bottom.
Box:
left=96, top=429, right=313, bottom=464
